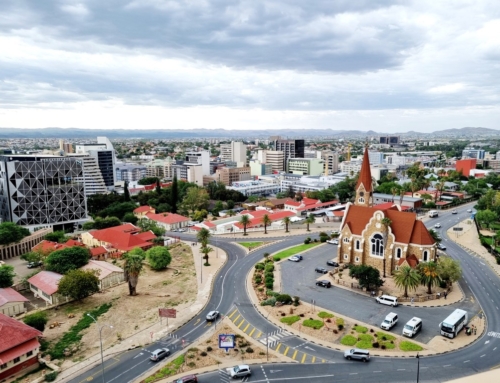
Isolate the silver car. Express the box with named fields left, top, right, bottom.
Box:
left=150, top=348, right=170, bottom=362
left=344, top=348, right=370, bottom=362
left=206, top=311, right=219, bottom=321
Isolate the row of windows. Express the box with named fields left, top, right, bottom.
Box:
left=0, top=351, right=33, bottom=370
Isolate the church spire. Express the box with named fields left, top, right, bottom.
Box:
left=355, top=145, right=373, bottom=207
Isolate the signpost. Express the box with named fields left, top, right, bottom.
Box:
left=219, top=334, right=235, bottom=353
left=159, top=308, right=176, bottom=327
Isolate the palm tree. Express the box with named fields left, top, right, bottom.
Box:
left=239, top=215, right=251, bottom=236
left=283, top=216, right=291, bottom=233
left=391, top=187, right=398, bottom=203
left=393, top=266, right=421, bottom=298
left=196, top=228, right=211, bottom=247
left=428, top=229, right=441, bottom=244
left=262, top=214, right=272, bottom=234
left=305, top=214, right=315, bottom=232
left=201, top=245, right=213, bottom=265
left=123, top=253, right=144, bottom=296
left=419, top=261, right=441, bottom=294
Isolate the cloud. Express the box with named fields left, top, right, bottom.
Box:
left=60, top=2, right=90, bottom=17
left=428, top=83, right=466, bottom=94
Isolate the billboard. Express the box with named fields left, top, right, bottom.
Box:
left=219, top=334, right=235, bottom=350
left=159, top=308, right=177, bottom=318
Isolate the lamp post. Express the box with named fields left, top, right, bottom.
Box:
left=416, top=352, right=420, bottom=383
left=87, top=313, right=113, bottom=383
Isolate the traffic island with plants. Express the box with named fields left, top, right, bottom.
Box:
left=238, top=242, right=267, bottom=251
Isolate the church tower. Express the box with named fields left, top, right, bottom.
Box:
left=355, top=146, right=373, bottom=207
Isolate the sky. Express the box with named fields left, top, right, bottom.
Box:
left=0, top=0, right=499, bottom=133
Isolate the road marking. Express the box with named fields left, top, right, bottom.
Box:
left=133, top=352, right=143, bottom=359
left=243, top=323, right=250, bottom=333
left=304, top=346, right=315, bottom=351
left=193, top=318, right=200, bottom=325
left=443, top=365, right=451, bottom=367
left=481, top=354, right=486, bottom=358
left=283, top=346, right=290, bottom=356
left=374, top=371, right=382, bottom=372
left=257, top=331, right=262, bottom=338
left=233, top=314, right=241, bottom=323
left=397, top=369, right=405, bottom=371
left=248, top=328, right=256, bottom=337
left=494, top=347, right=497, bottom=351
left=237, top=319, right=245, bottom=328
left=322, top=359, right=326, bottom=363
left=311, top=356, right=316, bottom=363
left=269, top=370, right=282, bottom=373
left=228, top=309, right=238, bottom=319
left=292, top=350, right=298, bottom=360
left=276, top=343, right=282, bottom=352
left=301, top=353, right=306, bottom=363
left=349, top=373, right=358, bottom=375
left=464, top=360, right=470, bottom=363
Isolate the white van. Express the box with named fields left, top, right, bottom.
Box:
left=428, top=210, right=438, bottom=218
left=375, top=295, right=399, bottom=307
left=403, top=317, right=422, bottom=338
left=380, top=312, right=399, bottom=330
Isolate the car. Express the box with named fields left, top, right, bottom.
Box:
left=451, top=210, right=457, bottom=214
left=226, top=365, right=251, bottom=379
left=27, top=261, right=43, bottom=269
left=326, top=260, right=339, bottom=267
left=344, top=348, right=370, bottom=362
left=206, top=311, right=219, bottom=321
left=315, top=280, right=331, bottom=288
left=434, top=223, right=441, bottom=228
left=467, top=209, right=472, bottom=213
left=289, top=256, right=301, bottom=262
left=178, top=228, right=187, bottom=232
left=437, top=243, right=446, bottom=250
left=326, top=239, right=339, bottom=245
left=315, top=267, right=328, bottom=274
left=150, top=348, right=170, bottom=362
left=173, top=375, right=197, bottom=383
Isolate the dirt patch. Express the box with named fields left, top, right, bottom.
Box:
left=40, top=243, right=198, bottom=368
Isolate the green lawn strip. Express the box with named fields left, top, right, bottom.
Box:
left=318, top=311, right=334, bottom=319
left=376, top=332, right=396, bottom=341
left=144, top=354, right=185, bottom=383
left=280, top=315, right=301, bottom=325
left=399, top=341, right=423, bottom=351
left=49, top=303, right=112, bottom=360
left=302, top=319, right=324, bottom=329
left=353, top=325, right=368, bottom=333
left=272, top=243, right=321, bottom=261
left=239, top=242, right=264, bottom=250
left=336, top=317, right=344, bottom=326
left=380, top=341, right=396, bottom=349
left=340, top=335, right=357, bottom=346
left=355, top=334, right=374, bottom=349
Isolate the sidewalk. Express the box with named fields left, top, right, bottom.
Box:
left=56, top=242, right=227, bottom=383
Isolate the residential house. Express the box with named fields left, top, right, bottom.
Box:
left=80, top=260, right=125, bottom=290
left=27, top=271, right=65, bottom=306
left=0, top=288, right=28, bottom=317
left=284, top=197, right=338, bottom=215
left=145, top=212, right=190, bottom=231
left=133, top=205, right=156, bottom=219
left=90, top=246, right=109, bottom=260
left=32, top=239, right=86, bottom=254
left=0, top=313, right=43, bottom=381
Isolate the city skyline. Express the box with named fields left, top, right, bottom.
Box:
left=1, top=1, right=499, bottom=132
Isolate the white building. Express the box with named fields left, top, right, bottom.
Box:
left=340, top=160, right=362, bottom=175
left=257, top=150, right=284, bottom=172
left=368, top=151, right=384, bottom=165
left=220, top=142, right=247, bottom=167
left=227, top=180, right=280, bottom=196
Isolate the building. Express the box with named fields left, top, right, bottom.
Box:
left=227, top=180, right=280, bottom=197
left=0, top=313, right=43, bottom=381
left=214, top=166, right=251, bottom=185
left=71, top=155, right=108, bottom=195
left=368, top=151, right=384, bottom=165
left=80, top=260, right=124, bottom=290
left=462, top=148, right=485, bottom=160
left=287, top=158, right=324, bottom=176
left=257, top=150, right=285, bottom=173
left=184, top=150, right=210, bottom=176
left=145, top=212, right=190, bottom=231
left=115, top=162, right=147, bottom=182
left=321, top=151, right=339, bottom=175
left=133, top=205, right=156, bottom=219
left=456, top=159, right=477, bottom=177
left=27, top=271, right=65, bottom=306
left=0, top=228, right=51, bottom=261
left=59, top=139, right=73, bottom=154
left=249, top=159, right=273, bottom=177
left=145, top=157, right=174, bottom=179
left=220, top=142, right=247, bottom=167
left=340, top=160, right=362, bottom=175
left=379, top=136, right=400, bottom=145
left=0, top=288, right=28, bottom=317
left=274, top=139, right=305, bottom=170
left=80, top=223, right=156, bottom=253
left=75, top=137, right=116, bottom=190
left=0, top=155, right=87, bottom=230
left=337, top=147, right=436, bottom=277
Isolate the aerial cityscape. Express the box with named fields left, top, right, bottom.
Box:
left=1, top=1, right=500, bottom=383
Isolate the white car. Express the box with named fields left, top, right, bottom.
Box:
left=467, top=209, right=473, bottom=213
left=434, top=223, right=441, bottom=228
left=226, top=365, right=251, bottom=379
left=451, top=210, right=457, bottom=214
left=288, top=255, right=303, bottom=262
left=326, top=239, right=339, bottom=245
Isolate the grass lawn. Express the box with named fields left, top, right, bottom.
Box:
left=144, top=354, right=185, bottom=383
left=280, top=315, right=301, bottom=325
left=353, top=325, right=368, bottom=333
left=380, top=341, right=396, bottom=349
left=303, top=319, right=324, bottom=330
left=399, top=340, right=423, bottom=351
left=239, top=242, right=264, bottom=250
left=376, top=332, right=396, bottom=341
left=336, top=317, right=344, bottom=326
left=340, top=335, right=358, bottom=346
left=318, top=311, right=334, bottom=319
left=356, top=334, right=373, bottom=349
left=272, top=243, right=321, bottom=261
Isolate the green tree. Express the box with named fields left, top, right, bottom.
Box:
left=57, top=269, right=100, bottom=301
left=418, top=261, right=441, bottom=294
left=146, top=247, right=172, bottom=270
left=212, top=200, right=224, bottom=216
left=476, top=209, right=497, bottom=229
left=86, top=193, right=123, bottom=215
left=45, top=247, right=91, bottom=274
left=348, top=265, right=384, bottom=291
left=44, top=231, right=69, bottom=243
left=283, top=216, right=291, bottom=233
left=123, top=253, right=144, bottom=296
left=437, top=256, right=462, bottom=286
left=181, top=187, right=209, bottom=216
left=226, top=200, right=235, bottom=209
left=262, top=214, right=272, bottom=234
left=0, top=265, right=16, bottom=288
left=128, top=247, right=146, bottom=260
left=393, top=266, right=420, bottom=298
left=138, top=177, right=159, bottom=186
left=23, top=311, right=48, bottom=332
left=136, top=219, right=166, bottom=237
left=196, top=228, right=211, bottom=247
left=97, top=202, right=137, bottom=221
left=192, top=209, right=208, bottom=222
left=123, top=181, right=131, bottom=202
left=305, top=214, right=315, bottom=232
left=156, top=179, right=162, bottom=195
left=83, top=216, right=123, bottom=231
left=239, top=215, right=251, bottom=236
left=428, top=229, right=441, bottom=243
left=123, top=212, right=138, bottom=225
left=0, top=222, right=31, bottom=246
left=200, top=245, right=213, bottom=265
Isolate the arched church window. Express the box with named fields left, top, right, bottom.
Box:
left=370, top=234, right=384, bottom=256
left=423, top=250, right=429, bottom=262
left=396, top=248, right=402, bottom=259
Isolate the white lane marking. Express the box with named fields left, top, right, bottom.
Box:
left=397, top=369, right=405, bottom=371
left=480, top=354, right=486, bottom=358
left=463, top=360, right=470, bottom=363
left=443, top=364, right=451, bottom=367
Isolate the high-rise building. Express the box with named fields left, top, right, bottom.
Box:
left=274, top=139, right=305, bottom=170
left=379, top=136, right=400, bottom=145
left=462, top=148, right=485, bottom=160
left=115, top=162, right=147, bottom=182
left=368, top=151, right=384, bottom=165
left=257, top=150, right=285, bottom=173
left=220, top=142, right=247, bottom=167
left=0, top=155, right=87, bottom=229
left=71, top=155, right=108, bottom=195
left=146, top=157, right=175, bottom=179
left=75, top=137, right=116, bottom=191
left=214, top=167, right=251, bottom=186
left=321, top=151, right=339, bottom=175
left=59, top=139, right=74, bottom=154
left=287, top=158, right=325, bottom=176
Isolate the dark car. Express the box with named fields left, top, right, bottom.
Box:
left=173, top=375, right=197, bottom=383
left=326, top=260, right=339, bottom=267
left=316, top=280, right=331, bottom=288
left=27, top=261, right=43, bottom=269
left=315, top=267, right=328, bottom=274
left=150, top=348, right=170, bottom=362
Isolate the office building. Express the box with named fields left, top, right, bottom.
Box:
left=220, top=142, right=247, bottom=167
left=249, top=159, right=273, bottom=177
left=321, top=151, right=339, bottom=175
left=462, top=148, right=485, bottom=160
left=184, top=150, right=210, bottom=176
left=75, top=137, right=116, bottom=190
left=368, top=151, right=384, bottom=165
left=115, top=162, right=147, bottom=182
left=71, top=155, right=108, bottom=195
left=274, top=139, right=305, bottom=170
left=214, top=166, right=251, bottom=186
left=257, top=150, right=285, bottom=173
left=287, top=158, right=324, bottom=176
left=146, top=157, right=175, bottom=179
left=379, top=136, right=400, bottom=145
left=59, top=139, right=73, bottom=154
left=0, top=155, right=87, bottom=229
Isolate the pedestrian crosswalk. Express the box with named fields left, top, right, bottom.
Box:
left=226, top=307, right=327, bottom=364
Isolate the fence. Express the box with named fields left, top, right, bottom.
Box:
left=0, top=228, right=52, bottom=260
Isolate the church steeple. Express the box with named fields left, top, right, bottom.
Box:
left=355, top=145, right=373, bottom=207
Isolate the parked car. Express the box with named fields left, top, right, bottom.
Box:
left=289, top=255, right=303, bottom=262
left=206, top=311, right=219, bottom=321
left=434, top=223, right=441, bottom=228
left=380, top=312, right=398, bottom=330
left=150, top=348, right=170, bottom=362
left=315, top=267, right=328, bottom=274
left=27, top=261, right=43, bottom=269
left=326, top=260, right=339, bottom=267
left=178, top=228, right=187, bottom=232
left=315, top=280, right=331, bottom=288
left=326, top=239, right=339, bottom=245
left=226, top=365, right=251, bottom=379
left=451, top=210, right=457, bottom=214
left=437, top=243, right=446, bottom=250
left=344, top=348, right=370, bottom=362
left=173, top=375, right=197, bottom=383
left=467, top=209, right=472, bottom=213
left=375, top=295, right=399, bottom=307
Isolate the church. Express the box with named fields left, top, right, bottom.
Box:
left=337, top=148, right=436, bottom=276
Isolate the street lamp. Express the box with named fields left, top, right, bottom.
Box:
left=87, top=313, right=113, bottom=383
left=416, top=352, right=420, bottom=383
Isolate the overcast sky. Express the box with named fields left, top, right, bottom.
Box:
left=1, top=0, right=499, bottom=133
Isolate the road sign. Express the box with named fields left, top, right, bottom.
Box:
left=453, top=227, right=463, bottom=231
left=159, top=308, right=177, bottom=318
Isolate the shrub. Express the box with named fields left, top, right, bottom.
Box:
left=336, top=317, right=345, bottom=330
left=280, top=315, right=300, bottom=325
left=304, top=238, right=311, bottom=244
left=314, top=238, right=318, bottom=242
left=276, top=294, right=292, bottom=304
left=265, top=264, right=274, bottom=272
left=261, top=297, right=276, bottom=306
left=303, top=319, right=324, bottom=329
left=273, top=255, right=281, bottom=261
left=338, top=324, right=344, bottom=330
left=265, top=276, right=274, bottom=284
left=187, top=362, right=196, bottom=368
left=265, top=281, right=274, bottom=289
left=318, top=311, right=334, bottom=319
left=381, top=344, right=386, bottom=350
left=319, top=236, right=327, bottom=243
left=254, top=277, right=262, bottom=284
left=496, top=256, right=500, bottom=265
left=293, top=296, right=300, bottom=306
left=45, top=371, right=58, bottom=382
left=257, top=287, right=264, bottom=292
left=23, top=311, right=48, bottom=332
left=372, top=342, right=380, bottom=348
left=353, top=325, right=368, bottom=333
left=299, top=313, right=304, bottom=317
left=266, top=290, right=279, bottom=297
left=207, top=346, right=213, bottom=351
left=246, top=347, right=254, bottom=353
left=255, top=263, right=265, bottom=270
left=439, top=280, right=448, bottom=289
left=400, top=341, right=423, bottom=352
left=265, top=272, right=274, bottom=279
left=200, top=351, right=207, bottom=356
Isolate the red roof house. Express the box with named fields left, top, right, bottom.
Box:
left=145, top=212, right=190, bottom=231
left=27, top=271, right=65, bottom=306
left=0, top=288, right=28, bottom=317
left=133, top=205, right=156, bottom=218
left=81, top=223, right=156, bottom=253
left=0, top=313, right=43, bottom=381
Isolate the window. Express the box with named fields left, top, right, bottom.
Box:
left=355, top=256, right=360, bottom=262
left=356, top=240, right=360, bottom=250
left=358, top=197, right=365, bottom=203
left=396, top=248, right=402, bottom=259
left=344, top=254, right=348, bottom=260
left=343, top=237, right=350, bottom=243
left=13, top=357, right=20, bottom=363
left=370, top=234, right=384, bottom=256
left=27, top=351, right=33, bottom=357
left=423, top=250, right=429, bottom=262
left=1, top=364, right=7, bottom=370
